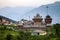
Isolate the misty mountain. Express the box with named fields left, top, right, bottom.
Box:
left=22, top=1, right=60, bottom=24
left=0, top=7, right=34, bottom=21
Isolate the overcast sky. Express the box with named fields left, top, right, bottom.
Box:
left=0, top=0, right=60, bottom=8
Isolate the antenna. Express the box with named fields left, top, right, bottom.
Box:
left=46, top=6, right=49, bottom=15
left=29, top=16, right=30, bottom=21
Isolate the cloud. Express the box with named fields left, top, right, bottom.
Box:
left=0, top=0, right=60, bottom=8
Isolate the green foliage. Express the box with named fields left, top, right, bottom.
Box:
left=18, top=31, right=31, bottom=40
left=53, top=23, right=60, bottom=37
left=6, top=34, right=12, bottom=40
left=0, top=23, right=60, bottom=40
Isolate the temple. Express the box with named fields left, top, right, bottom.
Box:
left=18, top=13, right=52, bottom=35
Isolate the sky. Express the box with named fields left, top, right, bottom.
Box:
left=0, top=0, right=60, bottom=22
left=0, top=0, right=60, bottom=8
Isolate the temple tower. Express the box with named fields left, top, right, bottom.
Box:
left=33, top=13, right=43, bottom=26
left=45, top=15, right=52, bottom=25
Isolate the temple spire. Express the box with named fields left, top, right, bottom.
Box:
left=36, top=13, right=40, bottom=17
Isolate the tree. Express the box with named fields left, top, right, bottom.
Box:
left=6, top=34, right=12, bottom=40
left=53, top=23, right=60, bottom=37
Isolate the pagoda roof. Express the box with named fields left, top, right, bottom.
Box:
left=33, top=13, right=43, bottom=19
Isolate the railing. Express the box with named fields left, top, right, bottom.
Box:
left=24, top=25, right=46, bottom=28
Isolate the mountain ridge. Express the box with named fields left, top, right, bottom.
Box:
left=22, top=1, right=60, bottom=24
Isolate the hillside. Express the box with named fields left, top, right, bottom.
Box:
left=0, top=15, right=17, bottom=23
